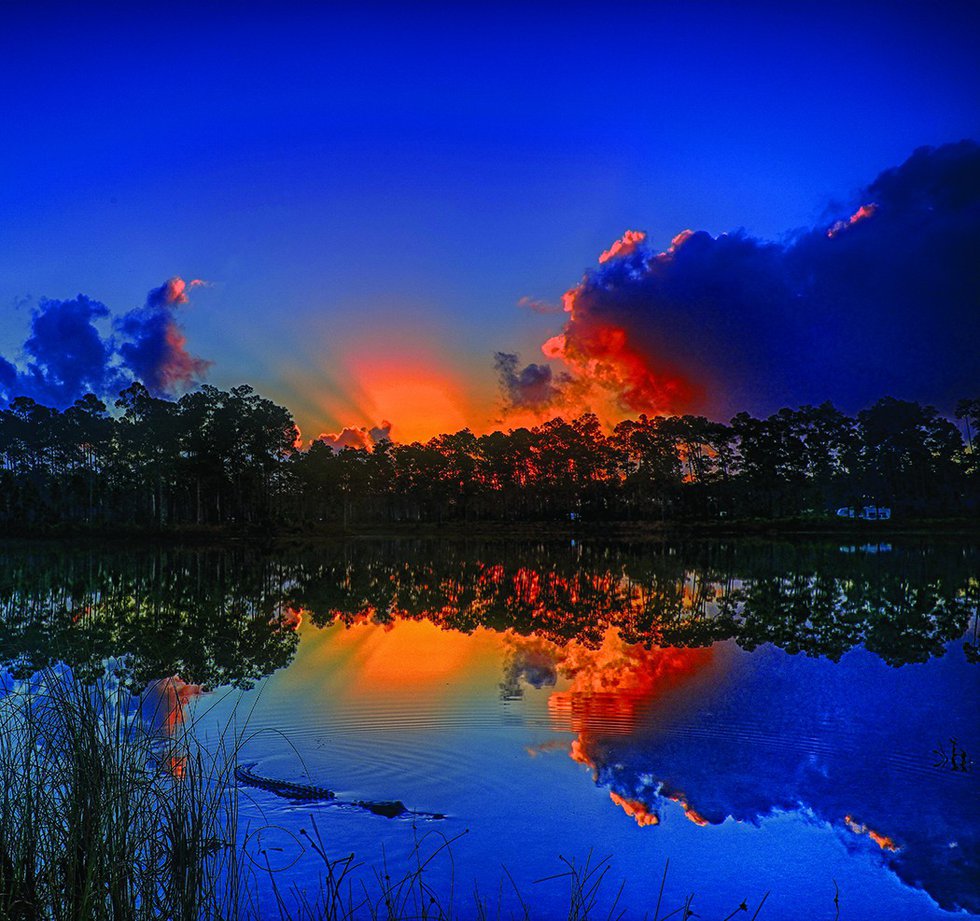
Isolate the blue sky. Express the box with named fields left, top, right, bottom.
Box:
left=1, top=2, right=977, bottom=439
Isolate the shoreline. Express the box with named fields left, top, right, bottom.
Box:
left=1, top=516, right=977, bottom=547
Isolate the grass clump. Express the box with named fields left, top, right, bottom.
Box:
left=0, top=665, right=241, bottom=921
left=0, top=665, right=770, bottom=920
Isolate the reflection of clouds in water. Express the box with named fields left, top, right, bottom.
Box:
left=525, top=739, right=570, bottom=758
left=141, top=675, right=203, bottom=735
left=609, top=790, right=660, bottom=826
left=545, top=642, right=978, bottom=915
left=500, top=635, right=558, bottom=699
left=844, top=815, right=899, bottom=852
left=537, top=630, right=714, bottom=735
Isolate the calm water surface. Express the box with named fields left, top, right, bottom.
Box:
left=2, top=539, right=977, bottom=918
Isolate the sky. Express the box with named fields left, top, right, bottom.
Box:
left=1, top=2, right=978, bottom=443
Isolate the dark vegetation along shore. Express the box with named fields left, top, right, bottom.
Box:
left=0, top=384, right=977, bottom=535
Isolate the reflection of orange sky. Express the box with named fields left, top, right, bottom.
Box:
left=342, top=619, right=495, bottom=689
left=145, top=675, right=202, bottom=780
left=153, top=675, right=203, bottom=735
left=609, top=790, right=660, bottom=826
left=283, top=617, right=506, bottom=699
left=510, top=628, right=720, bottom=828
left=664, top=788, right=710, bottom=826
left=275, top=615, right=724, bottom=828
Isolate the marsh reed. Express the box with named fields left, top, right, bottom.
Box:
left=0, top=666, right=766, bottom=920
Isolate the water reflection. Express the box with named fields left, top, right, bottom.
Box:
left=0, top=545, right=301, bottom=686
left=515, top=626, right=979, bottom=914
left=1, top=538, right=977, bottom=915
left=1, top=539, right=974, bottom=684
left=294, top=540, right=979, bottom=668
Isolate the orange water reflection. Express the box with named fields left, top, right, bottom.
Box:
left=845, top=814, right=901, bottom=851
left=609, top=790, right=660, bottom=826
left=279, top=615, right=507, bottom=700
left=544, top=631, right=714, bottom=736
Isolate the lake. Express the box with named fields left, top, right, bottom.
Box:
left=1, top=538, right=977, bottom=919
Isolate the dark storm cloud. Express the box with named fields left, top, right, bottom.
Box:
left=0, top=278, right=211, bottom=407
left=494, top=351, right=570, bottom=412
left=0, top=295, right=122, bottom=407
left=529, top=141, right=980, bottom=419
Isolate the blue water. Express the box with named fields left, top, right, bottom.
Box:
left=215, top=620, right=978, bottom=919
left=2, top=539, right=977, bottom=918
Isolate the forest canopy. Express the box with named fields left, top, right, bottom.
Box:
left=0, top=384, right=976, bottom=530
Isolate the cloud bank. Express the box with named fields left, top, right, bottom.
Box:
left=499, top=141, right=980, bottom=421
left=314, top=421, right=393, bottom=452
left=0, top=278, right=211, bottom=407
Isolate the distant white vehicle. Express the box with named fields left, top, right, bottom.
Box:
left=836, top=505, right=892, bottom=521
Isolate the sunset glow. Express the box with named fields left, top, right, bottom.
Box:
left=288, top=617, right=506, bottom=697
left=1, top=5, right=977, bottom=919
left=317, top=350, right=476, bottom=444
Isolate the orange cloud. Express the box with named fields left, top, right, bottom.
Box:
left=159, top=322, right=211, bottom=391
left=519, top=231, right=705, bottom=421
left=844, top=814, right=900, bottom=851
left=314, top=421, right=392, bottom=451
left=161, top=276, right=208, bottom=305
left=827, top=202, right=878, bottom=238
left=609, top=790, right=660, bottom=826
left=541, top=299, right=700, bottom=416
left=599, top=229, right=647, bottom=264
left=663, top=787, right=711, bottom=826
left=668, top=229, right=695, bottom=251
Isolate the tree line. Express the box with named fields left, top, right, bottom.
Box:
left=0, top=383, right=977, bottom=530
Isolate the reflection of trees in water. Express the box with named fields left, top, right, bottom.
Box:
left=0, top=540, right=975, bottom=684
left=296, top=540, right=978, bottom=667
left=0, top=545, right=300, bottom=687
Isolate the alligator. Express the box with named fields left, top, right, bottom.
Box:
left=235, top=762, right=445, bottom=820
left=235, top=762, right=336, bottom=801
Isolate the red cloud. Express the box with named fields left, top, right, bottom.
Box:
left=598, top=229, right=647, bottom=264
left=827, top=202, right=878, bottom=238
left=160, top=277, right=208, bottom=305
